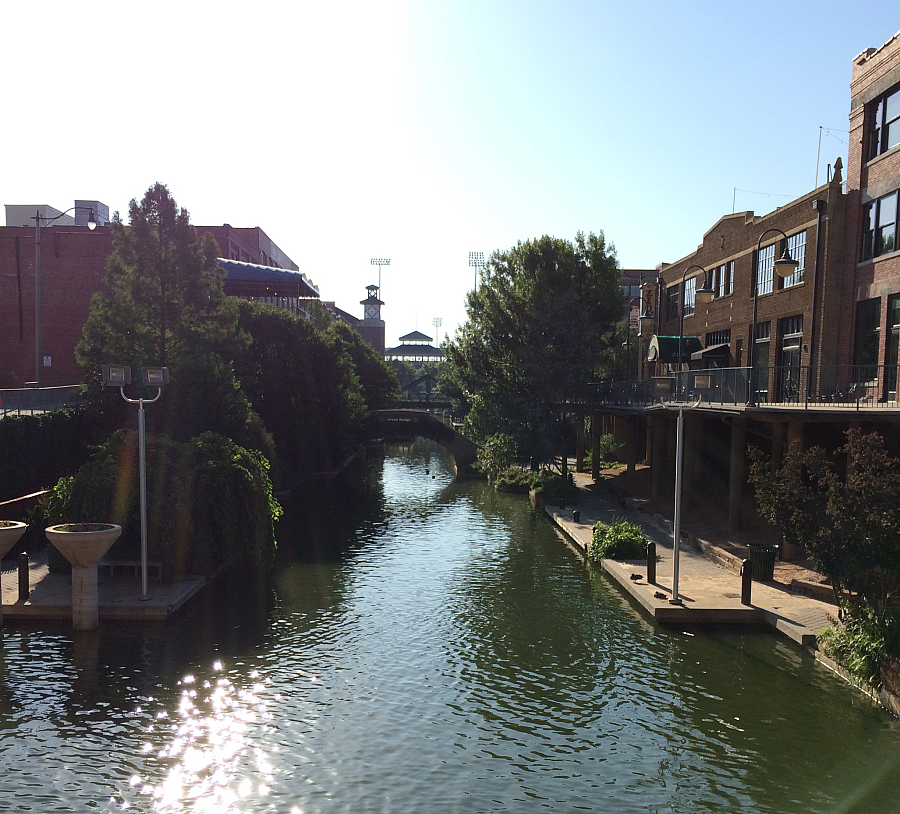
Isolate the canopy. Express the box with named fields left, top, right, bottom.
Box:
left=647, top=335, right=701, bottom=363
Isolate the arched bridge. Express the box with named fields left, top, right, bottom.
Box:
left=365, top=410, right=480, bottom=478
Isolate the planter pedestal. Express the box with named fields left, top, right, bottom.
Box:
left=0, top=522, right=28, bottom=626
left=45, top=524, right=122, bottom=630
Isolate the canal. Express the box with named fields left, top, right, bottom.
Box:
left=1, top=439, right=900, bottom=812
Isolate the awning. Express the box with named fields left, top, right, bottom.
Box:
left=690, top=342, right=731, bottom=361
left=647, top=335, right=701, bottom=363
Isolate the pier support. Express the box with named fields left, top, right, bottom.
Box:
left=651, top=414, right=667, bottom=501
left=728, top=418, right=747, bottom=533
left=591, top=409, right=602, bottom=481
left=576, top=414, right=585, bottom=472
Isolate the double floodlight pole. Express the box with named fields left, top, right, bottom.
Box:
left=33, top=207, right=97, bottom=383
left=102, top=364, right=169, bottom=600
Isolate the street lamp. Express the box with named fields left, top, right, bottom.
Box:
left=102, top=364, right=169, bottom=600
left=469, top=251, right=485, bottom=291
left=749, top=229, right=800, bottom=406
left=370, top=258, right=390, bottom=299
left=677, top=264, right=714, bottom=373
left=33, top=206, right=97, bottom=383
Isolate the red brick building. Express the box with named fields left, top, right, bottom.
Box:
left=0, top=212, right=314, bottom=389
left=837, top=31, right=900, bottom=403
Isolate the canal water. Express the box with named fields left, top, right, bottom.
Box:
left=2, top=439, right=900, bottom=813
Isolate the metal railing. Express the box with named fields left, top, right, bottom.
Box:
left=594, top=365, right=900, bottom=410
left=0, top=385, right=82, bottom=417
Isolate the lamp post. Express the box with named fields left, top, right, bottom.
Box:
left=469, top=251, right=485, bottom=291
left=677, top=265, right=715, bottom=374
left=749, top=229, right=800, bottom=407
left=102, top=364, right=169, bottom=600
left=370, top=257, right=390, bottom=295
left=33, top=207, right=97, bottom=383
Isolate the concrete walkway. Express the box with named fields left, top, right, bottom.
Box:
left=546, top=472, right=837, bottom=648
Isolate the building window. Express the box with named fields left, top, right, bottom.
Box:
left=861, top=191, right=898, bottom=260
left=777, top=315, right=803, bottom=401
left=780, top=232, right=806, bottom=288
left=753, top=321, right=771, bottom=402
left=683, top=277, right=696, bottom=318
left=620, top=285, right=641, bottom=298
left=705, top=329, right=731, bottom=346
left=855, top=298, right=881, bottom=380
left=885, top=295, right=900, bottom=399
left=667, top=286, right=679, bottom=322
left=868, top=85, right=900, bottom=159
left=756, top=244, right=775, bottom=296
left=713, top=261, right=733, bottom=298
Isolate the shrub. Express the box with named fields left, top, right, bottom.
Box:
left=597, top=433, right=622, bottom=462
left=494, top=466, right=542, bottom=493
left=590, top=518, right=648, bottom=562
left=477, top=433, right=518, bottom=480
left=818, top=609, right=900, bottom=688
left=44, top=430, right=280, bottom=579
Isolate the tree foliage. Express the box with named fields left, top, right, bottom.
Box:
left=750, top=429, right=900, bottom=620
left=476, top=433, right=518, bottom=480
left=443, top=232, right=621, bottom=462
left=77, top=183, right=253, bottom=443
left=329, top=322, right=399, bottom=411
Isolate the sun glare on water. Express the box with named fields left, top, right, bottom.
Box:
left=118, top=664, right=277, bottom=812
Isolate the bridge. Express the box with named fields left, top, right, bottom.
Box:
left=365, top=409, right=480, bottom=478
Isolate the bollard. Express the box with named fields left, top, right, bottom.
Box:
left=573, top=509, right=580, bottom=523
left=18, top=552, right=29, bottom=600
left=646, top=542, right=656, bottom=584
left=741, top=559, right=752, bottom=605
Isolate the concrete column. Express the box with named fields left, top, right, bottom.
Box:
left=624, top=417, right=637, bottom=473
left=683, top=416, right=697, bottom=503
left=787, top=420, right=804, bottom=452
left=651, top=414, right=667, bottom=501
left=771, top=422, right=787, bottom=469
left=72, top=565, right=100, bottom=631
left=591, top=409, right=602, bottom=481
left=729, top=418, right=747, bottom=533
left=576, top=414, right=585, bottom=473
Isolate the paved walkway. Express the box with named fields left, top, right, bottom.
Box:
left=0, top=552, right=205, bottom=623
left=546, top=472, right=837, bottom=649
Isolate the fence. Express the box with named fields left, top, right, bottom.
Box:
left=0, top=385, right=82, bottom=418
left=593, top=365, right=900, bottom=410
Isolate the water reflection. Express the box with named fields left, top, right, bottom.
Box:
left=0, top=440, right=899, bottom=812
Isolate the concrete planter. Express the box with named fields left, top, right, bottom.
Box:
left=45, top=524, right=122, bottom=630
left=0, top=521, right=27, bottom=559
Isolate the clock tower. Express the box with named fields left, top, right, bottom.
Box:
left=358, top=285, right=386, bottom=355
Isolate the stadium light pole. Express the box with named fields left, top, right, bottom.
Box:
left=469, top=251, right=485, bottom=291
left=370, top=257, right=390, bottom=295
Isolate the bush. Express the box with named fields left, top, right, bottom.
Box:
left=0, top=406, right=100, bottom=502
left=477, top=434, right=518, bottom=480
left=598, top=433, right=622, bottom=461
left=531, top=472, right=580, bottom=505
left=44, top=430, right=280, bottom=579
left=818, top=609, right=900, bottom=688
left=590, top=518, right=648, bottom=562
left=494, top=466, right=542, bottom=493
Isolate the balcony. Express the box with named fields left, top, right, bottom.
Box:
left=592, top=365, right=900, bottom=411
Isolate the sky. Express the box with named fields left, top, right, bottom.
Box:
left=4, top=1, right=899, bottom=347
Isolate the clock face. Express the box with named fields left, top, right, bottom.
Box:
left=365, top=306, right=379, bottom=320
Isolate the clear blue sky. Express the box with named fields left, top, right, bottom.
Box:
left=5, top=1, right=898, bottom=346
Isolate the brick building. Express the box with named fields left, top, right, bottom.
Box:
left=0, top=207, right=319, bottom=389
left=837, top=31, right=900, bottom=404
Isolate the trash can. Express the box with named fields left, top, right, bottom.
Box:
left=746, top=544, right=778, bottom=581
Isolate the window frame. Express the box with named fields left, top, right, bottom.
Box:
left=755, top=244, right=775, bottom=296
left=683, top=276, right=696, bottom=318
left=861, top=191, right=900, bottom=261
left=868, top=85, right=900, bottom=160
left=779, top=232, right=806, bottom=289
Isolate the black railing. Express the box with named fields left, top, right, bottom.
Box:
left=593, top=365, right=900, bottom=410
left=0, top=385, right=82, bottom=417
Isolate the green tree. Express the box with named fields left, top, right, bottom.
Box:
left=476, top=433, right=518, bottom=481
left=444, top=232, right=621, bottom=464
left=233, top=300, right=366, bottom=481
left=77, top=183, right=253, bottom=443
left=329, top=322, right=399, bottom=411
